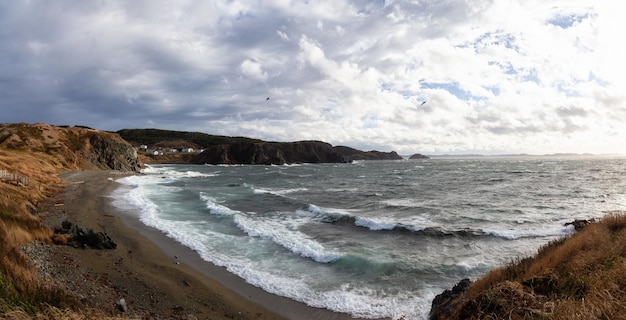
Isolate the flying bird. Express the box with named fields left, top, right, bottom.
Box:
left=420, top=101, right=427, bottom=106
left=266, top=97, right=270, bottom=101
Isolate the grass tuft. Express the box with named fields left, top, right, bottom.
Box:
left=446, top=212, right=626, bottom=319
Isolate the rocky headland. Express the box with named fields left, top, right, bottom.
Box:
left=117, top=128, right=405, bottom=165
left=190, top=141, right=404, bottom=165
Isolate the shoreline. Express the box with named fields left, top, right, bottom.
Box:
left=41, top=170, right=366, bottom=319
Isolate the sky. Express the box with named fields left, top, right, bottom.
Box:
left=1, top=1, right=624, bottom=155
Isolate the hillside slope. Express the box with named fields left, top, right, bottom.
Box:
left=118, top=128, right=405, bottom=164
left=116, top=128, right=262, bottom=147
left=0, top=123, right=139, bottom=317
left=430, top=214, right=626, bottom=319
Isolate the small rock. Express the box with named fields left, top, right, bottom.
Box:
left=429, top=278, right=472, bottom=320
left=116, top=298, right=127, bottom=312
left=564, top=218, right=595, bottom=231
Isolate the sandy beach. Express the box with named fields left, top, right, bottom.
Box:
left=34, top=170, right=362, bottom=320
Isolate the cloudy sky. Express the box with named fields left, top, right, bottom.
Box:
left=1, top=1, right=623, bottom=155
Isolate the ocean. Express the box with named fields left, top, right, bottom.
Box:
left=111, top=156, right=626, bottom=319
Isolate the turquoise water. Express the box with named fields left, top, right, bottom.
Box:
left=112, top=156, right=626, bottom=319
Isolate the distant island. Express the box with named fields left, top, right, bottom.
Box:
left=409, top=153, right=429, bottom=159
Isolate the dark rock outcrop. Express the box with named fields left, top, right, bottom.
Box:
left=56, top=221, right=117, bottom=250
left=564, top=218, right=595, bottom=231
left=193, top=141, right=349, bottom=165
left=191, top=141, right=404, bottom=165
left=80, top=132, right=141, bottom=172
left=409, top=153, right=429, bottom=159
left=331, top=146, right=403, bottom=162
left=429, top=278, right=472, bottom=320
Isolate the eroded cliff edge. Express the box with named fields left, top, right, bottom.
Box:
left=191, top=141, right=404, bottom=165
left=0, top=123, right=140, bottom=172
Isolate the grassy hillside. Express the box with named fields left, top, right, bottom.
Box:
left=0, top=123, right=135, bottom=318
left=435, top=213, right=626, bottom=319
left=116, top=128, right=263, bottom=147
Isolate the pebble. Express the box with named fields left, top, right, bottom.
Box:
left=116, top=298, right=128, bottom=312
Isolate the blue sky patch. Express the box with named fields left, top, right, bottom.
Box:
left=547, top=13, right=590, bottom=28
left=420, top=81, right=471, bottom=100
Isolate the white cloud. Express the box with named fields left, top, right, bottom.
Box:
left=276, top=30, right=290, bottom=41
left=239, top=59, right=269, bottom=82
left=0, top=0, right=623, bottom=155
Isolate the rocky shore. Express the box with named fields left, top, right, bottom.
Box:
left=23, top=171, right=283, bottom=319
left=23, top=170, right=362, bottom=319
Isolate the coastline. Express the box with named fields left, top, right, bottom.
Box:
left=39, top=170, right=365, bottom=319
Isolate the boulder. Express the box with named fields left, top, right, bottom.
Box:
left=429, top=278, right=472, bottom=320
left=564, top=218, right=595, bottom=231
left=56, top=221, right=117, bottom=250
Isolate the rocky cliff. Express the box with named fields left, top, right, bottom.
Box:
left=0, top=123, right=140, bottom=172
left=190, top=140, right=406, bottom=165
left=81, top=132, right=141, bottom=171
left=332, top=146, right=403, bottom=162
left=191, top=141, right=349, bottom=165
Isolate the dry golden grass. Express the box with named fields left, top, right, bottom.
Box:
left=0, top=306, right=128, bottom=320
left=0, top=123, right=133, bottom=318
left=448, top=213, right=626, bottom=319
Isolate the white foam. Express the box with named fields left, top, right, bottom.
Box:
left=354, top=217, right=398, bottom=231
left=305, top=204, right=355, bottom=217
left=233, top=214, right=343, bottom=263
left=233, top=265, right=428, bottom=320
left=139, top=164, right=216, bottom=178
left=199, top=193, right=241, bottom=216
left=302, top=204, right=433, bottom=232
left=109, top=171, right=455, bottom=320
left=484, top=224, right=575, bottom=240
left=252, top=187, right=309, bottom=196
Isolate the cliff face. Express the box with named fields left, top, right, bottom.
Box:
left=191, top=141, right=349, bottom=165
left=332, top=145, right=403, bottom=161
left=0, top=123, right=140, bottom=172
left=119, top=128, right=404, bottom=165
left=81, top=132, right=140, bottom=172
left=190, top=140, right=407, bottom=165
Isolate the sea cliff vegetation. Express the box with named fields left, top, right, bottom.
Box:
left=0, top=123, right=139, bottom=318
left=1, top=122, right=625, bottom=319
left=430, top=214, right=626, bottom=319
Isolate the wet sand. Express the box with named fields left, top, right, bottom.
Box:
left=41, top=170, right=363, bottom=319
